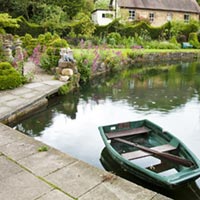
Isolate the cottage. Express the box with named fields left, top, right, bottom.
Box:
left=92, top=9, right=114, bottom=26
left=93, top=0, right=200, bottom=26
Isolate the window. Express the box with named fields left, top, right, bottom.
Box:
left=102, top=13, right=113, bottom=18
left=167, top=13, right=172, bottom=21
left=129, top=10, right=135, bottom=20
left=149, top=13, right=154, bottom=22
left=184, top=14, right=190, bottom=23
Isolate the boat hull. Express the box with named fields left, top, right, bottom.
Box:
left=99, top=119, right=200, bottom=189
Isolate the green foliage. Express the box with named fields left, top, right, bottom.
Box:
left=40, top=51, right=59, bottom=71
left=72, top=12, right=96, bottom=37
left=103, top=51, right=124, bottom=72
left=78, top=65, right=91, bottom=84
left=51, top=38, right=68, bottom=48
left=0, top=13, right=20, bottom=28
left=0, top=13, right=21, bottom=33
left=39, top=38, right=64, bottom=71
left=7, top=16, right=44, bottom=37
left=170, top=20, right=200, bottom=40
left=145, top=40, right=181, bottom=49
left=127, top=51, right=144, bottom=60
left=95, top=21, right=171, bottom=41
left=107, top=32, right=121, bottom=46
left=0, top=62, right=22, bottom=90
left=21, top=34, right=37, bottom=55
left=76, top=54, right=92, bottom=84
left=58, top=84, right=70, bottom=95
left=169, top=36, right=179, bottom=45
left=95, top=0, right=110, bottom=9
left=188, top=32, right=200, bottom=48
left=0, top=41, right=5, bottom=61
left=37, top=4, right=69, bottom=34
left=61, top=0, right=85, bottom=19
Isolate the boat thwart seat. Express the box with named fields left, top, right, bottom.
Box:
left=106, top=126, right=150, bottom=139
left=122, top=144, right=176, bottom=160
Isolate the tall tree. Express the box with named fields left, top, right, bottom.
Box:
left=62, top=0, right=84, bottom=19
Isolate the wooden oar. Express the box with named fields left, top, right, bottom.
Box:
left=114, top=138, right=195, bottom=168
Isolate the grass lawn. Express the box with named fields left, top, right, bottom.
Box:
left=73, top=48, right=200, bottom=60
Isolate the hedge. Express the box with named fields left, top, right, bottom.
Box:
left=5, top=16, right=45, bottom=37
left=94, top=20, right=171, bottom=40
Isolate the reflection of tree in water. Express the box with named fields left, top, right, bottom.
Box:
left=15, top=91, right=80, bottom=137
left=82, top=61, right=200, bottom=113
left=50, top=91, right=80, bottom=119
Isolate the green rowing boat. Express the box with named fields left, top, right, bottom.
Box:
left=98, top=119, right=200, bottom=189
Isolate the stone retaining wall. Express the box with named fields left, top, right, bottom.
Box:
left=92, top=51, right=200, bottom=77
left=134, top=52, right=200, bottom=63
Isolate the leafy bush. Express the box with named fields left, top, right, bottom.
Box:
left=40, top=51, right=59, bottom=71
left=188, top=32, right=200, bottom=48
left=107, top=32, right=121, bottom=46
left=171, top=20, right=200, bottom=40
left=76, top=54, right=92, bottom=84
left=51, top=38, right=68, bottom=48
left=0, top=62, right=22, bottom=90
left=21, top=34, right=37, bottom=55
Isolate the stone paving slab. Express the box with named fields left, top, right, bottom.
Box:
left=0, top=170, right=52, bottom=200
left=0, top=155, right=23, bottom=180
left=79, top=176, right=171, bottom=200
left=18, top=148, right=77, bottom=177
left=0, top=80, right=65, bottom=124
left=45, top=160, right=105, bottom=198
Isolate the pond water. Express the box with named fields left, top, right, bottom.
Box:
left=14, top=61, right=200, bottom=199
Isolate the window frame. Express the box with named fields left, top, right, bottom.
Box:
left=149, top=12, right=155, bottom=22
left=184, top=14, right=190, bottom=23
left=129, top=9, right=135, bottom=20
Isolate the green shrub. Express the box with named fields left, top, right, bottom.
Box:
left=21, top=34, right=38, bottom=56
left=40, top=52, right=59, bottom=71
left=107, top=32, right=121, bottom=46
left=40, top=46, right=60, bottom=71
left=51, top=38, right=68, bottom=48
left=171, top=20, right=199, bottom=40
left=76, top=55, right=92, bottom=84
left=188, top=32, right=200, bottom=48
left=0, top=62, right=22, bottom=90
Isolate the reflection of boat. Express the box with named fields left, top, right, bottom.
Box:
left=98, top=119, right=200, bottom=189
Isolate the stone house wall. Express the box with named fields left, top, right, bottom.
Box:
left=120, top=8, right=199, bottom=26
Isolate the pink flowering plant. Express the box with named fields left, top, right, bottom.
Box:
left=74, top=39, right=128, bottom=84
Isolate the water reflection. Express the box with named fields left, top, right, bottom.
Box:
left=14, top=61, right=200, bottom=198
